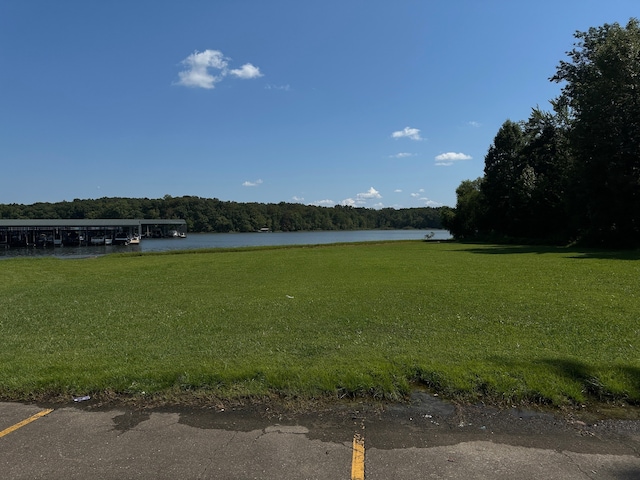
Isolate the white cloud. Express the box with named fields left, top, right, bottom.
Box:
left=356, top=187, right=382, bottom=201
left=425, top=199, right=444, bottom=207
left=229, top=63, right=263, bottom=79
left=339, top=187, right=382, bottom=207
left=313, top=199, right=335, bottom=206
left=435, top=152, right=472, bottom=166
left=469, top=121, right=481, bottom=128
left=394, top=189, right=402, bottom=193
left=392, top=127, right=422, bottom=141
left=175, top=50, right=228, bottom=89
left=242, top=179, right=263, bottom=187
left=175, top=49, right=263, bottom=89
left=315, top=188, right=383, bottom=208
left=390, top=152, right=415, bottom=158
left=435, top=152, right=472, bottom=161
left=410, top=193, right=420, bottom=198
left=292, top=196, right=304, bottom=202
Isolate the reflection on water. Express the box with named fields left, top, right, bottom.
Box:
left=0, top=243, right=143, bottom=259
left=0, top=229, right=451, bottom=259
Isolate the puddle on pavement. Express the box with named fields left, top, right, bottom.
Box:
left=382, top=390, right=455, bottom=420
left=112, top=411, right=151, bottom=432
left=409, top=390, right=456, bottom=416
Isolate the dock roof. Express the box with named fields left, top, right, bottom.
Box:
left=0, top=219, right=186, bottom=228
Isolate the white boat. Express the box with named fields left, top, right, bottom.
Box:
left=168, top=230, right=179, bottom=237
left=129, top=234, right=141, bottom=244
left=104, top=237, right=113, bottom=245
left=113, top=233, right=131, bottom=245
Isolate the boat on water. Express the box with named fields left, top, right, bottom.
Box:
left=36, top=234, right=53, bottom=248
left=113, top=233, right=131, bottom=245
left=90, top=235, right=113, bottom=245
left=129, top=234, right=141, bottom=244
left=167, top=230, right=187, bottom=238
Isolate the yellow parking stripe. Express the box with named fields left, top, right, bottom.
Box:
left=0, top=409, right=54, bottom=438
left=351, top=433, right=365, bottom=480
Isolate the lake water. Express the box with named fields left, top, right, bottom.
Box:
left=0, top=229, right=451, bottom=259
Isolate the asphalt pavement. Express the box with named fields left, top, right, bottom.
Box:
left=1, top=392, right=639, bottom=479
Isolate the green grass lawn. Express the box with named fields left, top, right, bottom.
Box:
left=1, top=241, right=639, bottom=407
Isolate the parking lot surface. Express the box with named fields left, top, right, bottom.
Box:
left=1, top=393, right=639, bottom=479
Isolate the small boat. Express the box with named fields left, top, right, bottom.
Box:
left=36, top=234, right=53, bottom=248
left=91, top=235, right=113, bottom=245
left=178, top=232, right=187, bottom=238
left=168, top=229, right=179, bottom=237
left=113, top=233, right=131, bottom=245
left=129, top=234, right=141, bottom=245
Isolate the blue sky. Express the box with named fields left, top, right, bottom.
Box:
left=1, top=1, right=637, bottom=209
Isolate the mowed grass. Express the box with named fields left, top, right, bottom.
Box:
left=1, top=242, right=639, bottom=407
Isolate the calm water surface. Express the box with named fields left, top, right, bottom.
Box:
left=0, top=229, right=451, bottom=259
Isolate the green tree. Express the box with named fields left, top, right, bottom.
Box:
left=553, top=19, right=640, bottom=245
left=445, top=178, right=486, bottom=239
left=519, top=106, right=572, bottom=239
left=481, top=120, right=526, bottom=236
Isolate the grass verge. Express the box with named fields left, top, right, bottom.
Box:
left=1, top=241, right=639, bottom=408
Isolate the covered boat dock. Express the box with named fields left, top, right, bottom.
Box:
left=0, top=219, right=187, bottom=248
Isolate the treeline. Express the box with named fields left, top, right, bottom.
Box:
left=442, top=19, right=640, bottom=247
left=0, top=195, right=444, bottom=233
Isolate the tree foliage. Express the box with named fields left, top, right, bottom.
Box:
left=447, top=18, right=640, bottom=247
left=481, top=120, right=526, bottom=235
left=0, top=196, right=445, bottom=233
left=553, top=18, right=640, bottom=245
left=442, top=178, right=485, bottom=239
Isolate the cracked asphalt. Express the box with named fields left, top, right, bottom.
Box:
left=1, top=392, right=639, bottom=479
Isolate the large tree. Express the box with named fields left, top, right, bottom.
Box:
left=553, top=19, right=640, bottom=245
left=481, top=120, right=527, bottom=236
left=518, top=106, right=571, bottom=239
left=443, top=178, right=485, bottom=239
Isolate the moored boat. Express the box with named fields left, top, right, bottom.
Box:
left=113, top=233, right=131, bottom=245
left=90, top=236, right=107, bottom=245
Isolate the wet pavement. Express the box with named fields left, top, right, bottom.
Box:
left=1, top=392, right=639, bottom=479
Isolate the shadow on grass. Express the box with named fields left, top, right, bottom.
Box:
left=456, top=245, right=561, bottom=255
left=455, top=243, right=640, bottom=260
left=539, top=358, right=612, bottom=400
left=489, top=356, right=640, bottom=404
